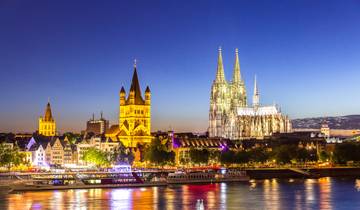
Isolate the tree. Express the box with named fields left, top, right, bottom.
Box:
left=144, top=138, right=175, bottom=166
left=189, top=148, right=210, bottom=165
left=319, top=151, right=330, bottom=162
left=272, top=145, right=297, bottom=164
left=209, top=150, right=221, bottom=164
left=111, top=141, right=135, bottom=165
left=248, top=148, right=269, bottom=163
left=235, top=150, right=250, bottom=164
left=0, top=144, right=26, bottom=171
left=82, top=148, right=110, bottom=167
left=220, top=150, right=236, bottom=165
left=333, top=143, right=360, bottom=164
left=63, top=132, right=81, bottom=145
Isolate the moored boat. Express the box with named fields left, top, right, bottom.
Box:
left=167, top=169, right=249, bottom=184
left=9, top=171, right=166, bottom=192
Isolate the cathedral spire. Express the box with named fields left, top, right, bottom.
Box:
left=253, top=75, right=260, bottom=107
left=215, top=47, right=226, bottom=82
left=232, top=48, right=242, bottom=83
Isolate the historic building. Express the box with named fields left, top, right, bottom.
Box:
left=38, top=101, right=56, bottom=136
left=209, top=48, right=292, bottom=140
left=85, top=112, right=109, bottom=135
left=106, top=62, right=152, bottom=147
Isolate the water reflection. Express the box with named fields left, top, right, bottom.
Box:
left=318, top=177, right=332, bottom=210
left=1, top=178, right=360, bottom=209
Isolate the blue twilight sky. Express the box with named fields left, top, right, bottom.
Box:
left=0, top=0, right=360, bottom=133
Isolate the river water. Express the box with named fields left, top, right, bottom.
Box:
left=1, top=177, right=360, bottom=209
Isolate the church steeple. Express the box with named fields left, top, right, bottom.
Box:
left=44, top=101, right=53, bottom=121
left=39, top=99, right=56, bottom=136
left=253, top=75, right=260, bottom=107
left=127, top=60, right=145, bottom=105
left=215, top=47, right=226, bottom=83
left=232, top=48, right=242, bottom=83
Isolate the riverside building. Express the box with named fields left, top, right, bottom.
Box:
left=209, top=48, right=292, bottom=140
left=106, top=61, right=152, bottom=147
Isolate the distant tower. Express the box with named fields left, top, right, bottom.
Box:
left=38, top=100, right=56, bottom=136
left=252, top=75, right=260, bottom=108
left=320, top=121, right=330, bottom=138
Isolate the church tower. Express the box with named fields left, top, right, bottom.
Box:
left=38, top=100, right=56, bottom=136
left=209, top=47, right=230, bottom=137
left=116, top=61, right=152, bottom=147
left=230, top=48, right=247, bottom=108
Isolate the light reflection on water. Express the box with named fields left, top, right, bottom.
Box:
left=1, top=178, right=360, bottom=210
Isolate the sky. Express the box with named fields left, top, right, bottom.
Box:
left=0, top=0, right=360, bottom=133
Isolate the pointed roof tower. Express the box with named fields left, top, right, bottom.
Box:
left=254, top=75, right=259, bottom=95
left=127, top=59, right=145, bottom=105
left=215, top=47, right=226, bottom=83
left=253, top=75, right=260, bottom=107
left=44, top=101, right=54, bottom=121
left=232, top=48, right=242, bottom=83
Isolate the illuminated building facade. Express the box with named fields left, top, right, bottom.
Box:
left=106, top=62, right=152, bottom=147
left=209, top=48, right=292, bottom=140
left=38, top=101, right=56, bottom=136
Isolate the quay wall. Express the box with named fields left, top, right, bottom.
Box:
left=246, top=167, right=360, bottom=179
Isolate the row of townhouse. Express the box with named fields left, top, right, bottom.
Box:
left=8, top=135, right=120, bottom=167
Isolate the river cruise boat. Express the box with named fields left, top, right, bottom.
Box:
left=167, top=169, right=249, bottom=184
left=9, top=170, right=166, bottom=192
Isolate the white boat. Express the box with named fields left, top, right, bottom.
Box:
left=167, top=169, right=250, bottom=184
left=9, top=171, right=166, bottom=192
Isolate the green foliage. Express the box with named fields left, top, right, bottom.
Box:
left=272, top=145, right=317, bottom=164
left=235, top=150, right=250, bottom=164
left=63, top=132, right=81, bottom=145
left=111, top=141, right=135, bottom=165
left=209, top=150, right=221, bottom=163
left=220, top=150, right=236, bottom=165
left=272, top=145, right=296, bottom=164
left=319, top=151, right=330, bottom=162
left=189, top=148, right=210, bottom=165
left=0, top=144, right=26, bottom=171
left=248, top=148, right=269, bottom=163
left=82, top=148, right=110, bottom=167
left=220, top=149, right=269, bottom=165
left=333, top=143, right=360, bottom=164
left=144, top=138, right=175, bottom=166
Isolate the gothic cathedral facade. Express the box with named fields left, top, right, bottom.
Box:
left=209, top=48, right=292, bottom=140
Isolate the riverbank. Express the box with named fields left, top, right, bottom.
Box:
left=246, top=167, right=360, bottom=179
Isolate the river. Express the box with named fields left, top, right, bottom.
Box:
left=1, top=177, right=360, bottom=209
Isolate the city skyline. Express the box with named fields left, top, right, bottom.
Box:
left=1, top=1, right=360, bottom=133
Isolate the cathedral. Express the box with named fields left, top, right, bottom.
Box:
left=106, top=62, right=152, bottom=147
left=38, top=100, right=56, bottom=136
left=209, top=48, right=292, bottom=140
